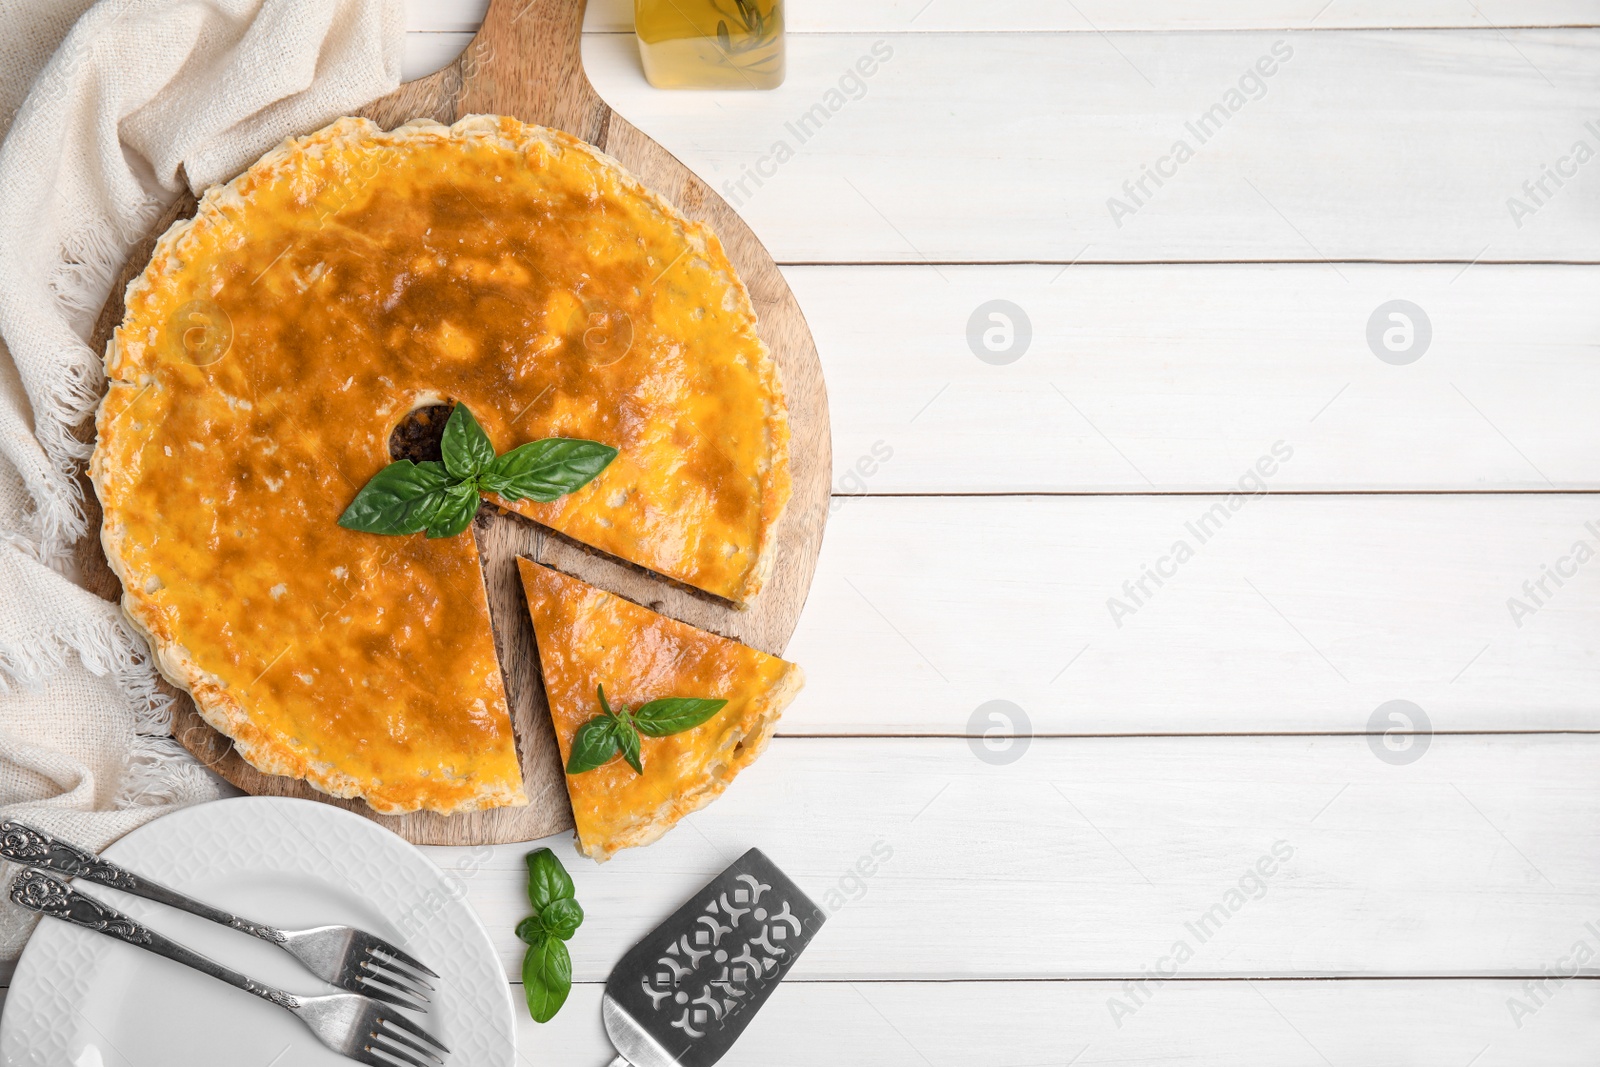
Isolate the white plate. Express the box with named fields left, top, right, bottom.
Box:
left=0, top=797, right=516, bottom=1066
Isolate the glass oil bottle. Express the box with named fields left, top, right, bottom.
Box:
left=634, top=0, right=785, bottom=90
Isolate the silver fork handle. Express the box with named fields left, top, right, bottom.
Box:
left=0, top=819, right=288, bottom=944
left=10, top=870, right=302, bottom=1011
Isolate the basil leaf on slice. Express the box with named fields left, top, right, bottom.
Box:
left=423, top=481, right=480, bottom=539
left=566, top=715, right=620, bottom=774
left=522, top=935, right=572, bottom=1024
left=539, top=896, right=584, bottom=940
left=337, top=460, right=456, bottom=536
left=615, top=715, right=643, bottom=775
left=481, top=438, right=618, bottom=503
left=632, top=697, right=729, bottom=738
left=440, top=403, right=496, bottom=481
left=526, top=848, right=575, bottom=912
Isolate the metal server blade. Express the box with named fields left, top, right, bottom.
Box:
left=600, top=848, right=826, bottom=1067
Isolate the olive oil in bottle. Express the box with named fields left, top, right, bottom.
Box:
left=634, top=0, right=785, bottom=90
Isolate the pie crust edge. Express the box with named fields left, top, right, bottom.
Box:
left=582, top=659, right=805, bottom=863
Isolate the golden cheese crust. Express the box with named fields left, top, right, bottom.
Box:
left=91, top=115, right=791, bottom=815
left=518, top=559, right=801, bottom=861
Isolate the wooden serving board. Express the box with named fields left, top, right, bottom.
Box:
left=79, top=0, right=830, bottom=847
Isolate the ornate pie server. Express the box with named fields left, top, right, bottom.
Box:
left=0, top=819, right=437, bottom=1011
left=601, top=848, right=826, bottom=1067
left=9, top=870, right=447, bottom=1065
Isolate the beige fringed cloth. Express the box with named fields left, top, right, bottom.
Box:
left=0, top=0, right=405, bottom=961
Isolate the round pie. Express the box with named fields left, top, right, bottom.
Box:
left=91, top=116, right=793, bottom=815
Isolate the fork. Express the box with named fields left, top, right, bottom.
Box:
left=10, top=870, right=448, bottom=1066
left=0, top=819, right=436, bottom=1011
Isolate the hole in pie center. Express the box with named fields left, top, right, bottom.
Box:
left=388, top=402, right=455, bottom=463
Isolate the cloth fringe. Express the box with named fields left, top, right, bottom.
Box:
left=0, top=590, right=203, bottom=809
left=16, top=197, right=169, bottom=571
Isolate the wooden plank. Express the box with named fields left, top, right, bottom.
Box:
left=793, top=263, right=1600, bottom=493
left=787, top=494, right=1597, bottom=735
left=519, top=979, right=1600, bottom=1067
left=575, top=29, right=1600, bottom=263
left=420, top=734, right=1600, bottom=981
left=405, top=0, right=1600, bottom=34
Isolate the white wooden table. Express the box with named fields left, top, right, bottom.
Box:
left=402, top=3, right=1600, bottom=1062
left=31, top=4, right=1593, bottom=1062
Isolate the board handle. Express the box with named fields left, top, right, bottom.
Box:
left=458, top=0, right=611, bottom=143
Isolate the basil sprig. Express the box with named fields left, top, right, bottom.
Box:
left=517, top=848, right=583, bottom=1023
left=565, top=684, right=729, bottom=776
left=338, top=404, right=618, bottom=538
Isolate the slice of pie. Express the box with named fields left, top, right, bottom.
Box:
left=91, top=115, right=792, bottom=814
left=517, top=558, right=803, bottom=860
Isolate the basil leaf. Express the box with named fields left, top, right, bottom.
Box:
left=424, top=481, right=480, bottom=539
left=441, top=403, right=496, bottom=481
left=539, top=897, right=584, bottom=940
left=522, top=935, right=572, bottom=1023
left=526, top=848, right=575, bottom=912
left=514, top=915, right=543, bottom=945
left=615, top=714, right=643, bottom=775
left=342, top=411, right=620, bottom=543
left=337, top=460, right=456, bottom=536
left=566, top=716, right=620, bottom=774
left=481, top=438, right=618, bottom=503
left=519, top=841, right=581, bottom=1022
left=633, top=697, right=729, bottom=738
